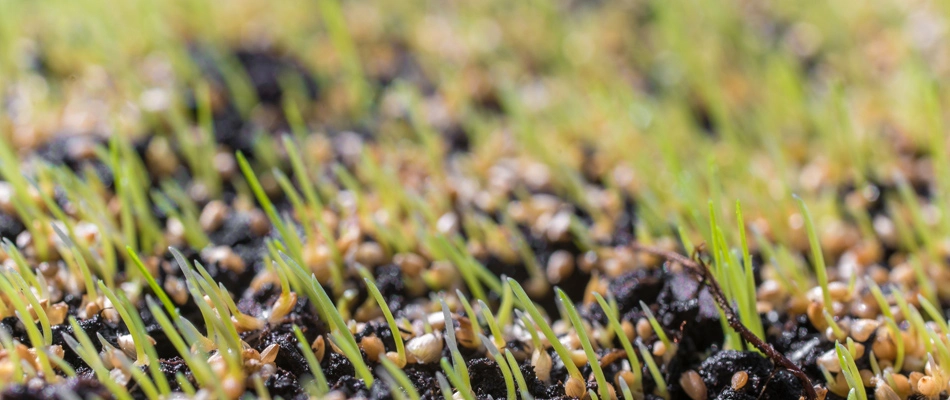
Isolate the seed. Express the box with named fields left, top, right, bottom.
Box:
left=248, top=209, right=270, bottom=236
left=531, top=348, right=552, bottom=382
left=232, top=314, right=265, bottom=332
left=679, top=370, right=707, bottom=400
left=816, top=349, right=841, bottom=373
left=46, top=302, right=68, bottom=325
left=891, top=374, right=910, bottom=396
left=436, top=212, right=459, bottom=234
left=110, top=368, right=131, bottom=387
left=546, top=250, right=575, bottom=284
left=545, top=211, right=572, bottom=242
left=260, top=344, right=279, bottom=365
left=213, top=151, right=236, bottom=179
left=872, top=334, right=896, bottom=361
left=303, top=242, right=332, bottom=283
left=565, top=376, right=586, bottom=398
left=267, top=292, right=297, bottom=324
left=361, top=336, right=385, bottom=362
left=578, top=251, right=599, bottom=272
left=569, top=349, right=588, bottom=367
left=615, top=370, right=636, bottom=394
left=221, top=375, right=244, bottom=399
left=916, top=376, right=940, bottom=397
left=164, top=276, right=189, bottom=305
left=636, top=318, right=652, bottom=339
left=621, top=321, right=636, bottom=343
left=653, top=341, right=667, bottom=357
left=806, top=301, right=828, bottom=332
left=406, top=332, right=443, bottom=364
left=874, top=383, right=901, bottom=400
left=859, top=369, right=873, bottom=387
left=202, top=246, right=246, bottom=273
left=354, top=242, right=385, bottom=267
left=731, top=371, right=749, bottom=390
left=826, top=282, right=850, bottom=302
left=199, top=200, right=228, bottom=232
left=312, top=336, right=325, bottom=362
left=393, top=252, right=427, bottom=277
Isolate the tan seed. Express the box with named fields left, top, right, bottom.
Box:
left=199, top=200, right=228, bottom=232
left=679, top=370, right=707, bottom=400
left=636, top=318, right=652, bottom=339
left=917, top=375, right=939, bottom=397
left=531, top=348, right=552, bottom=382
left=731, top=371, right=748, bottom=390
left=546, top=250, right=575, bottom=284
left=564, top=376, right=586, bottom=398
left=360, top=336, right=385, bottom=362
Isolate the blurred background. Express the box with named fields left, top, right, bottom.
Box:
left=1, top=0, right=950, bottom=253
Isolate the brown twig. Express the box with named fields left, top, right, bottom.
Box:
left=631, top=242, right=818, bottom=400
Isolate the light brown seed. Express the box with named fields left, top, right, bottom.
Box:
left=891, top=374, right=910, bottom=396
left=268, top=292, right=297, bottom=324
left=564, top=376, right=586, bottom=398
left=872, top=334, right=896, bottom=361
left=916, top=375, right=939, bottom=397
left=731, top=371, right=749, bottom=390
left=393, top=253, right=427, bottom=277
left=260, top=344, right=279, bottom=365
left=546, top=250, right=575, bottom=284
left=874, top=383, right=900, bottom=400
left=679, top=370, right=707, bottom=400
left=199, top=200, right=228, bottom=232
left=406, top=332, right=443, bottom=364
left=312, top=336, right=326, bottom=362
left=636, top=318, right=652, bottom=339
left=354, top=242, right=385, bottom=267
left=360, top=336, right=385, bottom=362
left=531, top=348, right=552, bottom=382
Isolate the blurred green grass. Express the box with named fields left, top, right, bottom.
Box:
left=1, top=0, right=949, bottom=264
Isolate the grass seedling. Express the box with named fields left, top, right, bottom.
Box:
left=64, top=317, right=132, bottom=400
left=128, top=246, right=178, bottom=317
left=2, top=271, right=51, bottom=346
left=823, top=309, right=846, bottom=341
left=504, top=348, right=533, bottom=400
left=151, top=190, right=210, bottom=249
left=477, top=299, right=506, bottom=350
left=0, top=315, right=24, bottom=386
left=361, top=272, right=406, bottom=366
left=98, top=281, right=172, bottom=398
left=637, top=341, right=670, bottom=400
left=454, top=289, right=483, bottom=347
left=1, top=240, right=46, bottom=300
left=507, top=279, right=584, bottom=386
left=865, top=278, right=904, bottom=371
left=638, top=300, right=672, bottom=351
left=292, top=325, right=329, bottom=396
left=501, top=213, right=548, bottom=293
left=836, top=340, right=868, bottom=400
left=440, top=357, right=476, bottom=400
left=275, top=250, right=360, bottom=349
left=480, top=333, right=516, bottom=400
left=794, top=195, right=833, bottom=316
left=441, top=299, right=471, bottom=390
left=917, top=294, right=949, bottom=334
left=145, top=297, right=222, bottom=396
left=52, top=226, right=99, bottom=305
left=328, top=333, right=375, bottom=386
left=559, top=288, right=610, bottom=400
left=436, top=372, right=455, bottom=400
left=0, top=274, right=56, bottom=380
left=237, top=151, right=304, bottom=264
left=594, top=293, right=643, bottom=393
